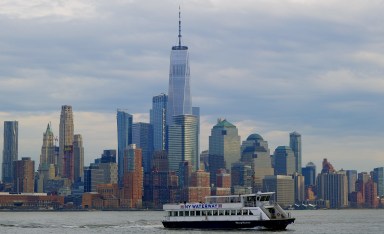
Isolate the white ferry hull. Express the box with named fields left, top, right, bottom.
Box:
left=162, top=218, right=295, bottom=230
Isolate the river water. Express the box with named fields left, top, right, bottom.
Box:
left=0, top=209, right=383, bottom=233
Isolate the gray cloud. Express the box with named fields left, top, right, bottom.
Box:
left=0, top=0, right=383, bottom=172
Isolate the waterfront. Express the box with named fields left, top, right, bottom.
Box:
left=0, top=209, right=383, bottom=233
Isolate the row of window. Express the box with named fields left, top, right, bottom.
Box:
left=169, top=209, right=254, bottom=217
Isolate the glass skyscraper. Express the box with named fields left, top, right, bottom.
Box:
left=2, top=121, right=18, bottom=184
left=116, top=109, right=133, bottom=186
left=208, top=119, right=240, bottom=186
left=150, top=93, right=167, bottom=151
left=274, top=146, right=296, bottom=176
left=373, top=167, right=384, bottom=197
left=132, top=122, right=153, bottom=174
left=289, top=131, right=302, bottom=174
left=166, top=10, right=192, bottom=126
left=168, top=115, right=198, bottom=172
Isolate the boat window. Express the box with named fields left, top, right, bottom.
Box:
left=179, top=211, right=184, bottom=216
left=260, top=196, right=267, bottom=201
left=213, top=210, right=218, bottom=216
left=208, top=210, right=213, bottom=216
left=225, top=210, right=230, bottom=215
left=172, top=211, right=178, bottom=216
left=256, top=196, right=260, bottom=201
left=196, top=211, right=201, bottom=216
left=190, top=211, right=195, bottom=216
left=265, top=196, right=270, bottom=201
left=202, top=211, right=207, bottom=216
left=218, top=210, right=224, bottom=216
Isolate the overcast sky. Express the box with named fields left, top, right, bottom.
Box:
left=0, top=0, right=384, bottom=173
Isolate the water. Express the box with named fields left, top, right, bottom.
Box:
left=0, top=209, right=383, bottom=233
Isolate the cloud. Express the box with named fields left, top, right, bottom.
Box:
left=0, top=0, right=383, bottom=173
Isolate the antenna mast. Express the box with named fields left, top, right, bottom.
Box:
left=178, top=6, right=182, bottom=47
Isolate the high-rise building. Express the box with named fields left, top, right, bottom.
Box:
left=240, top=134, right=274, bottom=191
left=373, top=167, right=384, bottom=197
left=13, top=157, right=35, bottom=193
left=316, top=171, right=348, bottom=208
left=166, top=9, right=192, bottom=126
left=2, top=121, right=18, bottom=184
left=346, top=170, right=357, bottom=195
left=168, top=115, right=198, bottom=172
left=293, top=173, right=305, bottom=203
left=302, top=162, right=316, bottom=187
left=231, top=162, right=253, bottom=190
left=73, top=134, right=84, bottom=182
left=263, top=175, right=294, bottom=208
left=101, top=149, right=116, bottom=163
left=38, top=123, right=56, bottom=192
left=150, top=94, right=168, bottom=151
left=208, top=119, right=240, bottom=186
left=116, top=109, right=133, bottom=186
left=121, top=144, right=143, bottom=208
left=132, top=122, right=153, bottom=174
left=289, top=131, right=302, bottom=174
left=273, top=146, right=295, bottom=176
left=59, top=105, right=74, bottom=179
left=84, top=165, right=104, bottom=193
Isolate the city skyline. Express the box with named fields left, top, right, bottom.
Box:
left=0, top=1, right=383, bottom=172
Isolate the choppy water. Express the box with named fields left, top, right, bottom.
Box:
left=0, top=209, right=383, bottom=233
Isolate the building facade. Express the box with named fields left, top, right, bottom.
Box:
left=373, top=167, right=384, bottom=197
left=116, top=109, right=133, bottom=186
left=150, top=93, right=168, bottom=151
left=59, top=105, right=74, bottom=180
left=208, top=119, right=240, bottom=186
left=13, top=157, right=35, bottom=193
left=73, top=134, right=84, bottom=183
left=302, top=162, right=317, bottom=187
left=132, top=122, right=153, bottom=174
left=263, top=175, right=294, bottom=208
left=166, top=10, right=192, bottom=126
left=168, top=115, right=198, bottom=172
left=38, top=123, right=56, bottom=192
left=274, top=146, right=295, bottom=176
left=289, top=131, right=302, bottom=174
left=2, top=121, right=18, bottom=184
left=240, top=134, right=274, bottom=191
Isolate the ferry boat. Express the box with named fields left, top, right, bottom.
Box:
left=162, top=192, right=295, bottom=230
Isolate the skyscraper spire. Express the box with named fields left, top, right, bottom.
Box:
left=178, top=5, right=182, bottom=47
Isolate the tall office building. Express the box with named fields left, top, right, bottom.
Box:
left=166, top=9, right=192, bottom=126
left=116, top=109, right=133, bottom=186
left=274, top=146, right=295, bottom=176
left=373, top=167, right=384, bottom=197
left=263, top=175, right=294, bottom=208
left=240, top=134, right=274, bottom=191
left=302, top=162, right=317, bottom=187
left=132, top=122, right=153, bottom=174
left=73, top=134, right=84, bottom=182
left=168, top=115, right=198, bottom=172
left=289, top=131, right=302, bottom=174
left=346, top=170, right=357, bottom=195
left=316, top=170, right=348, bottom=208
left=150, top=94, right=168, bottom=151
left=59, top=105, right=74, bottom=179
left=13, top=157, right=35, bottom=193
left=38, top=123, right=56, bottom=192
left=2, top=121, right=18, bottom=184
left=208, top=119, right=240, bottom=186
left=122, top=144, right=143, bottom=208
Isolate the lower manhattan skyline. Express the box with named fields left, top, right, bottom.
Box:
left=0, top=0, right=384, bottom=173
